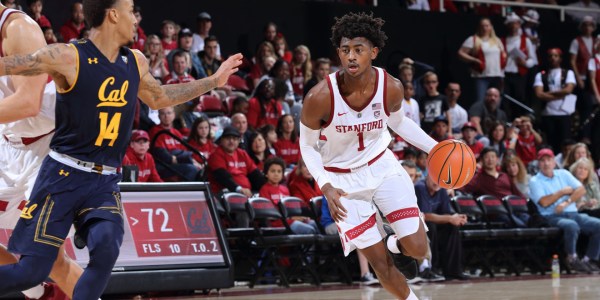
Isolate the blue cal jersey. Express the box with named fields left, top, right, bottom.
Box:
left=50, top=39, right=140, bottom=167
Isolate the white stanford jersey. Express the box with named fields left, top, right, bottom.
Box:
left=320, top=67, right=391, bottom=170
left=0, top=8, right=55, bottom=144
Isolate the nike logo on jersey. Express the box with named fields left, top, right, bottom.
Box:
left=443, top=166, right=452, bottom=186
left=337, top=112, right=348, bottom=116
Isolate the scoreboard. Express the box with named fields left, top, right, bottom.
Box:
left=0, top=182, right=233, bottom=295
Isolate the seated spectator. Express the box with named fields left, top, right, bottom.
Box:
left=420, top=71, right=451, bottom=134
left=199, top=35, right=221, bottom=76
left=59, top=2, right=85, bottom=42
left=430, top=116, right=452, bottom=142
left=274, top=78, right=291, bottom=115
left=461, top=122, right=484, bottom=159
left=501, top=154, right=531, bottom=198
left=461, top=147, right=527, bottom=226
left=415, top=176, right=469, bottom=280
left=208, top=126, right=266, bottom=197
left=187, top=117, right=217, bottom=163
left=273, top=114, right=300, bottom=166
left=416, top=150, right=428, bottom=180
left=163, top=51, right=195, bottom=84
left=289, top=157, right=321, bottom=203
left=167, top=28, right=206, bottom=79
left=229, top=96, right=249, bottom=116
left=482, top=121, right=513, bottom=158
left=290, top=45, right=312, bottom=101
left=529, top=148, right=600, bottom=273
left=247, top=79, right=283, bottom=129
left=248, top=41, right=276, bottom=89
left=160, top=20, right=178, bottom=55
left=564, top=143, right=594, bottom=169
left=144, top=34, right=169, bottom=81
left=468, top=87, right=508, bottom=136
left=122, top=130, right=163, bottom=183
left=259, top=157, right=318, bottom=234
left=570, top=157, right=600, bottom=218
left=131, top=5, right=146, bottom=51
left=258, top=124, right=277, bottom=155
left=273, top=34, right=292, bottom=63
left=42, top=26, right=57, bottom=45
left=403, top=81, right=421, bottom=126
left=556, top=139, right=577, bottom=169
left=191, top=12, right=221, bottom=58
left=446, top=82, right=468, bottom=135
left=231, top=113, right=252, bottom=151
left=27, top=0, right=51, bottom=28
left=304, top=58, right=330, bottom=97
left=150, top=107, right=202, bottom=181
left=514, top=115, right=543, bottom=166
left=246, top=131, right=272, bottom=172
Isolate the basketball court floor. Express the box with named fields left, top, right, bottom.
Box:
left=119, top=274, right=600, bottom=299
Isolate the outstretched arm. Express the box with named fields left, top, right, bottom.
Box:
left=0, top=16, right=67, bottom=123
left=385, top=74, right=437, bottom=153
left=136, top=51, right=242, bottom=110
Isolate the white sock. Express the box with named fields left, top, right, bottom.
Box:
left=386, top=235, right=401, bottom=254
left=406, top=288, right=419, bottom=300
left=419, top=259, right=430, bottom=272
left=22, top=284, right=45, bottom=299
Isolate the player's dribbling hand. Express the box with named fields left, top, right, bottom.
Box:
left=322, top=183, right=348, bottom=223
left=213, top=53, right=243, bottom=87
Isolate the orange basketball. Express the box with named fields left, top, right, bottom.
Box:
left=426, top=140, right=476, bottom=189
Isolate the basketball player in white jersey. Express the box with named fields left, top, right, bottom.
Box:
left=300, top=13, right=438, bottom=300
left=0, top=5, right=82, bottom=299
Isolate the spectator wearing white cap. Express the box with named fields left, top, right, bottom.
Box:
left=522, top=9, right=541, bottom=52
left=502, top=12, right=538, bottom=108
left=192, top=12, right=222, bottom=60
left=566, top=0, right=600, bottom=25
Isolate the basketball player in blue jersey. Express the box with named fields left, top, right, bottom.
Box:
left=0, top=0, right=242, bottom=299
left=300, top=13, right=439, bottom=299
left=0, top=3, right=83, bottom=299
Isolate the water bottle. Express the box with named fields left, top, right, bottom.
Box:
left=551, top=254, right=560, bottom=278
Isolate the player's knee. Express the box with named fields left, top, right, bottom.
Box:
left=401, top=236, right=428, bottom=259
left=87, top=222, right=123, bottom=266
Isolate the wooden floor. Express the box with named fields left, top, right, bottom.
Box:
left=119, top=274, right=600, bottom=300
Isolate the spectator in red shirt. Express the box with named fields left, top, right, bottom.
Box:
left=144, top=34, right=169, bottom=80
left=122, top=130, right=163, bottom=183
left=461, top=147, right=527, bottom=226
left=248, top=42, right=276, bottom=89
left=160, top=20, right=178, bottom=55
left=273, top=114, right=300, bottom=166
left=273, top=34, right=292, bottom=63
left=59, top=2, right=85, bottom=42
left=247, top=78, right=283, bottom=129
left=247, top=131, right=273, bottom=172
left=290, top=45, right=312, bottom=101
left=163, top=51, right=195, bottom=85
left=258, top=124, right=277, bottom=155
left=513, top=115, right=542, bottom=166
left=131, top=5, right=146, bottom=51
left=42, top=26, right=57, bottom=45
left=150, top=107, right=202, bottom=181
left=187, top=117, right=217, bottom=163
left=461, top=122, right=484, bottom=159
left=208, top=126, right=266, bottom=196
left=27, top=0, right=51, bottom=28
left=289, top=157, right=322, bottom=204
left=259, top=157, right=318, bottom=233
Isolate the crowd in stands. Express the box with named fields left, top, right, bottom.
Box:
left=8, top=0, right=600, bottom=283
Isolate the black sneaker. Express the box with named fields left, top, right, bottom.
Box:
left=567, top=257, right=592, bottom=274
left=584, top=260, right=600, bottom=273
left=420, top=268, right=445, bottom=282
left=383, top=233, right=418, bottom=280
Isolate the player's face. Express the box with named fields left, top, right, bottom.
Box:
left=131, top=139, right=149, bottom=156
left=252, top=134, right=266, bottom=153
left=266, top=164, right=284, bottom=184
left=114, top=0, right=137, bottom=45
left=196, top=121, right=210, bottom=139
left=337, top=37, right=378, bottom=77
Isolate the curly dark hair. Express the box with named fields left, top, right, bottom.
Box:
left=330, top=12, right=387, bottom=49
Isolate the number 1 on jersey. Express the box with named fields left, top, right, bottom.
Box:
left=95, top=112, right=121, bottom=147
left=357, top=132, right=365, bottom=151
